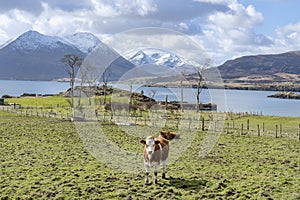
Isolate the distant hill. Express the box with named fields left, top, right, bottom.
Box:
left=217, top=51, right=300, bottom=83
left=2, top=30, right=300, bottom=87
left=0, top=31, right=84, bottom=81
left=0, top=30, right=135, bottom=81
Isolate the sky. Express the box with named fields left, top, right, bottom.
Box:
left=1, top=0, right=300, bottom=65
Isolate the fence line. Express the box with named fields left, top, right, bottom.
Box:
left=1, top=105, right=72, bottom=120
left=226, top=118, right=300, bottom=140
left=1, top=105, right=300, bottom=140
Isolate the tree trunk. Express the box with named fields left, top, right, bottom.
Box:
left=180, top=80, right=184, bottom=112
left=103, top=83, right=107, bottom=105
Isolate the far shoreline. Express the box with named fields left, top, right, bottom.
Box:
left=1, top=78, right=300, bottom=94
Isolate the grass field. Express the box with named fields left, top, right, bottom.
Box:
left=4, top=96, right=71, bottom=107
left=1, top=111, right=300, bottom=199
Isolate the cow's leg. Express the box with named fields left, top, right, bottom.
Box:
left=144, top=163, right=150, bottom=185
left=162, top=160, right=167, bottom=179
left=153, top=164, right=159, bottom=184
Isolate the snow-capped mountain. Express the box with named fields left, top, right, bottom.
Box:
left=8, top=30, right=77, bottom=51
left=0, top=30, right=135, bottom=81
left=2, top=30, right=101, bottom=53
left=128, top=49, right=186, bottom=68
left=64, top=32, right=101, bottom=53
left=0, top=30, right=84, bottom=80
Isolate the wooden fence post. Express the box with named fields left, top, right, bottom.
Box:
left=214, top=121, right=217, bottom=132
left=247, top=119, right=249, bottom=130
left=257, top=124, right=260, bottom=136
left=298, top=124, right=300, bottom=140
left=263, top=123, right=265, bottom=132
left=241, top=123, right=243, bottom=135
left=227, top=123, right=229, bottom=134
left=165, top=95, right=168, bottom=111
left=202, top=117, right=205, bottom=131
left=275, top=125, right=278, bottom=138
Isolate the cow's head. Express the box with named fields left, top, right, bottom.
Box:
left=140, top=136, right=160, bottom=155
left=160, top=131, right=180, bottom=140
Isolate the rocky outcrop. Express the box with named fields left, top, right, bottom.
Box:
left=267, top=92, right=300, bottom=99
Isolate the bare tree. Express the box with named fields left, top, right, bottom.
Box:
left=79, top=63, right=101, bottom=106
left=194, top=59, right=210, bottom=112
left=180, top=71, right=189, bottom=113
left=149, top=90, right=157, bottom=102
left=100, top=68, right=111, bottom=105
left=180, top=80, right=184, bottom=112
left=61, top=54, right=83, bottom=111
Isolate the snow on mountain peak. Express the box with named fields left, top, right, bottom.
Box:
left=9, top=30, right=70, bottom=51
left=128, top=49, right=186, bottom=68
left=5, top=30, right=102, bottom=54
left=64, top=32, right=101, bottom=53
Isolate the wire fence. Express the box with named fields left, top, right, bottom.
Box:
left=1, top=105, right=300, bottom=140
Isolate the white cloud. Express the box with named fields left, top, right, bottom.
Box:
left=0, top=14, right=12, bottom=28
left=194, top=0, right=230, bottom=4
left=276, top=22, right=300, bottom=38
left=272, top=22, right=300, bottom=50
left=32, top=3, right=94, bottom=35
left=0, top=0, right=300, bottom=66
left=91, top=0, right=157, bottom=17
left=0, top=9, right=34, bottom=43
left=194, top=1, right=277, bottom=64
left=209, top=4, right=263, bottom=30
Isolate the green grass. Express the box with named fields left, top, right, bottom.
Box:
left=1, top=111, right=300, bottom=199
left=5, top=96, right=71, bottom=107
left=226, top=114, right=300, bottom=138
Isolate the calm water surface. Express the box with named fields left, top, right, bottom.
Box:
left=117, top=84, right=300, bottom=117
left=1, top=80, right=299, bottom=117
left=0, top=80, right=69, bottom=96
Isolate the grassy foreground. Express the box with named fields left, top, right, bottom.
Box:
left=1, top=111, right=300, bottom=199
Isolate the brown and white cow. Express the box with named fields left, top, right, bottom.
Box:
left=140, top=131, right=179, bottom=185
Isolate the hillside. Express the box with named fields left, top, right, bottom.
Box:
left=0, top=31, right=84, bottom=81
left=0, top=31, right=135, bottom=81
left=217, top=51, right=300, bottom=84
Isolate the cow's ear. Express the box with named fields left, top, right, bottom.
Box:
left=140, top=140, right=146, bottom=145
left=155, top=140, right=160, bottom=144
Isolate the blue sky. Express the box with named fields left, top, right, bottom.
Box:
left=0, top=0, right=300, bottom=65
left=240, top=0, right=300, bottom=36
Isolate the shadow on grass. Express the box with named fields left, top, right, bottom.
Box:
left=166, top=176, right=209, bottom=191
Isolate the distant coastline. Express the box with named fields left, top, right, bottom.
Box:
left=145, top=82, right=300, bottom=92
left=2, top=78, right=300, bottom=93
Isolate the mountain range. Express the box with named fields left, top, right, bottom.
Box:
left=1, top=30, right=300, bottom=85
left=0, top=31, right=134, bottom=81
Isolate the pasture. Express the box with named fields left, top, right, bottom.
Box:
left=1, top=111, right=300, bottom=199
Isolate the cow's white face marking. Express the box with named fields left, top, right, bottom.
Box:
left=145, top=136, right=155, bottom=155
